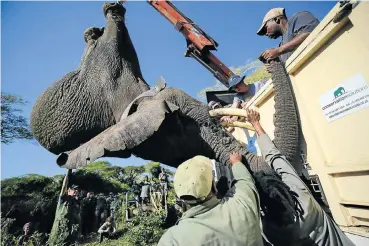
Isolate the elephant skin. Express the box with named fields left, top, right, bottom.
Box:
left=31, top=3, right=300, bottom=176
left=30, top=2, right=150, bottom=155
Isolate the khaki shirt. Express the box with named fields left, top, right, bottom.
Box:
left=257, top=134, right=355, bottom=246
left=158, top=162, right=263, bottom=246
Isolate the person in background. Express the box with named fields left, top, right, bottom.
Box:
left=95, top=193, right=107, bottom=229
left=140, top=176, right=151, bottom=205
left=257, top=8, right=320, bottom=63
left=106, top=192, right=114, bottom=218
left=17, top=222, right=37, bottom=245
left=97, top=217, right=116, bottom=243
left=245, top=108, right=355, bottom=246
left=109, top=194, right=119, bottom=229
left=158, top=154, right=263, bottom=246
left=48, top=170, right=81, bottom=245
left=159, top=168, right=168, bottom=207
left=131, top=181, right=141, bottom=206
left=81, top=191, right=97, bottom=236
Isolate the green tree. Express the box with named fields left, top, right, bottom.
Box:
left=145, top=162, right=162, bottom=179
left=1, top=92, right=33, bottom=144
left=120, top=166, right=146, bottom=186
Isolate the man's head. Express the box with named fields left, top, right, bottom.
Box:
left=23, top=222, right=33, bottom=235
left=68, top=185, right=79, bottom=196
left=257, top=8, right=287, bottom=39
left=109, top=192, right=114, bottom=197
left=161, top=168, right=165, bottom=173
left=228, top=75, right=249, bottom=93
left=233, top=82, right=249, bottom=93
left=87, top=191, right=94, bottom=198
left=174, top=156, right=215, bottom=206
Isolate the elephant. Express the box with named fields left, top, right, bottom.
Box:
left=30, top=2, right=150, bottom=155
left=31, top=2, right=300, bottom=224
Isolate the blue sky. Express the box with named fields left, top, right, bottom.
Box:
left=1, top=1, right=335, bottom=179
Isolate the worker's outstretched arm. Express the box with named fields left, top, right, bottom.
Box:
left=230, top=152, right=260, bottom=214
left=278, top=33, right=310, bottom=55
left=279, top=11, right=319, bottom=56
left=246, top=109, right=306, bottom=190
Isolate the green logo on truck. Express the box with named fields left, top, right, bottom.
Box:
left=334, top=87, right=345, bottom=99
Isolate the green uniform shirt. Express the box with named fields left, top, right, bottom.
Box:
left=257, top=134, right=355, bottom=246
left=158, top=162, right=263, bottom=246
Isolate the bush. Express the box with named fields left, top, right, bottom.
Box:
left=1, top=217, right=47, bottom=246
left=2, top=161, right=174, bottom=245
left=120, top=210, right=166, bottom=246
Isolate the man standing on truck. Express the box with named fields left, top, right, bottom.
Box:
left=257, top=7, right=320, bottom=63
left=245, top=108, right=355, bottom=246
left=157, top=154, right=263, bottom=246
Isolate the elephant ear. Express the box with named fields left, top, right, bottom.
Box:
left=57, top=100, right=179, bottom=169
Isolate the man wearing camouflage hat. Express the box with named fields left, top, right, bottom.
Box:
left=157, top=154, right=263, bottom=246
left=258, top=7, right=320, bottom=63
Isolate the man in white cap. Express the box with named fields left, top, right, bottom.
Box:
left=157, top=154, right=263, bottom=246
left=258, top=8, right=320, bottom=63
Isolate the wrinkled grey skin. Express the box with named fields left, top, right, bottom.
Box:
left=31, top=3, right=299, bottom=174
left=31, top=3, right=149, bottom=154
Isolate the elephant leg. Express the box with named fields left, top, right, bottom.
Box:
left=102, top=2, right=126, bottom=39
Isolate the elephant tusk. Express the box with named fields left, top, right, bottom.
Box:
left=220, top=121, right=255, bottom=131
left=209, top=108, right=248, bottom=118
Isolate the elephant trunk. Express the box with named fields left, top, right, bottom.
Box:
left=268, top=61, right=300, bottom=163
left=241, top=61, right=300, bottom=172
left=200, top=60, right=300, bottom=174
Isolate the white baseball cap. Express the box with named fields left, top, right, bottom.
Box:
left=174, top=156, right=213, bottom=203
left=257, top=8, right=286, bottom=36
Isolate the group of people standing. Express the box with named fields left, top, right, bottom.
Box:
left=131, top=168, right=169, bottom=208
left=48, top=170, right=120, bottom=245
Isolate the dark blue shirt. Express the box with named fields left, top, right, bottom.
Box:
left=279, top=11, right=320, bottom=63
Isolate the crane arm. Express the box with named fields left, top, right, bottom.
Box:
left=147, top=0, right=244, bottom=88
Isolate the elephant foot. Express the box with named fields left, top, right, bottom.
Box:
left=103, top=2, right=126, bottom=19
left=83, top=27, right=105, bottom=43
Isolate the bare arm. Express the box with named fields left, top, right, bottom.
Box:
left=245, top=108, right=265, bottom=136
left=278, top=11, right=319, bottom=56
left=278, top=33, right=310, bottom=54
left=261, top=33, right=311, bottom=62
